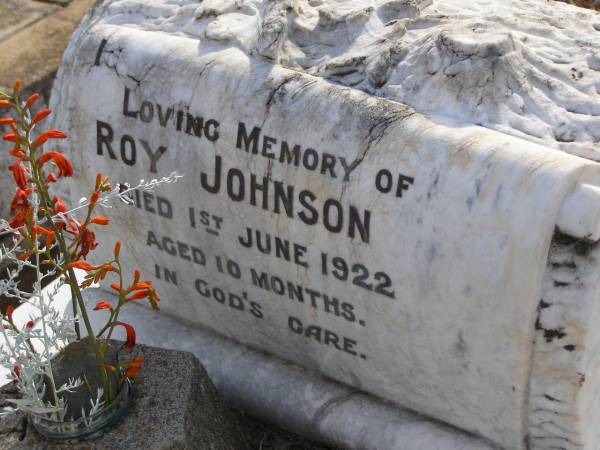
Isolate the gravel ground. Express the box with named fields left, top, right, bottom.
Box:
left=234, top=409, right=337, bottom=450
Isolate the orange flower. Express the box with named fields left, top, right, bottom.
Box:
left=53, top=196, right=67, bottom=214
left=9, top=188, right=32, bottom=228
left=115, top=321, right=136, bottom=351
left=0, top=117, right=15, bottom=126
left=13, top=80, right=21, bottom=95
left=46, top=172, right=58, bottom=183
left=93, top=301, right=113, bottom=312
left=90, top=215, right=109, bottom=225
left=25, top=93, right=39, bottom=109
left=32, top=129, right=67, bottom=149
left=114, top=241, right=121, bottom=259
left=31, top=108, right=50, bottom=125
left=129, top=281, right=152, bottom=291
left=110, top=282, right=122, bottom=292
left=67, top=260, right=99, bottom=271
left=6, top=305, right=15, bottom=322
left=100, top=264, right=117, bottom=274
left=9, top=146, right=25, bottom=159
left=0, top=100, right=10, bottom=108
left=10, top=160, right=27, bottom=190
left=3, top=132, right=19, bottom=143
left=32, top=225, right=55, bottom=248
left=37, top=151, right=73, bottom=177
left=90, top=191, right=99, bottom=206
left=74, top=227, right=98, bottom=259
left=123, top=355, right=144, bottom=378
left=17, top=251, right=32, bottom=261
left=125, top=290, right=149, bottom=302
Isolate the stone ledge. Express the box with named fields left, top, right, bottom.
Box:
left=0, top=342, right=249, bottom=450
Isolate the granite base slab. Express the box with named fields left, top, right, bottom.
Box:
left=0, top=343, right=248, bottom=450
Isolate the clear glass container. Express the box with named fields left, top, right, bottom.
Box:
left=29, top=378, right=133, bottom=444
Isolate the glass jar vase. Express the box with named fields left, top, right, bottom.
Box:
left=29, top=378, right=133, bottom=444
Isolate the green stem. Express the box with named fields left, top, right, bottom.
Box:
left=106, top=259, right=125, bottom=340
left=15, top=99, right=113, bottom=403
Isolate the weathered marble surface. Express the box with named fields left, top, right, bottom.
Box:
left=88, top=0, right=600, bottom=160
left=86, top=290, right=499, bottom=450
left=47, top=1, right=600, bottom=449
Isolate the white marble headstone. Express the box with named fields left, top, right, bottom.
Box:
left=50, top=1, right=600, bottom=449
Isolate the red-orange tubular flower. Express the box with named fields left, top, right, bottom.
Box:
left=93, top=301, right=113, bottom=312
left=32, top=129, right=67, bottom=150
left=74, top=227, right=98, bottom=259
left=90, top=216, right=109, bottom=226
left=9, top=188, right=32, bottom=228
left=90, top=191, right=99, bottom=206
left=32, top=225, right=55, bottom=248
left=114, top=322, right=136, bottom=351
left=6, top=305, right=15, bottom=322
left=53, top=196, right=67, bottom=214
left=67, top=260, right=99, bottom=271
left=125, top=290, right=149, bottom=302
left=37, top=151, right=74, bottom=177
left=3, top=132, right=19, bottom=143
left=9, top=148, right=24, bottom=159
left=124, top=356, right=144, bottom=378
left=32, top=109, right=51, bottom=125
left=25, top=93, right=39, bottom=109
left=0, top=117, right=15, bottom=126
left=10, top=160, right=27, bottom=190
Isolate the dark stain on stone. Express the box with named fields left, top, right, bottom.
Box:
left=563, top=344, right=576, bottom=352
left=551, top=261, right=577, bottom=269
left=265, top=74, right=302, bottom=112
left=553, top=280, right=570, bottom=287
left=539, top=299, right=552, bottom=309
left=543, top=327, right=567, bottom=342
left=552, top=228, right=597, bottom=257
left=535, top=300, right=567, bottom=342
